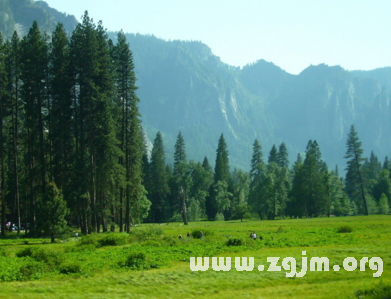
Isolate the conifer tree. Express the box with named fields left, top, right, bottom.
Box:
left=173, top=131, right=189, bottom=224
left=248, top=139, right=266, bottom=219
left=202, top=156, right=213, bottom=174
left=288, top=154, right=305, bottom=218
left=36, top=182, right=69, bottom=243
left=383, top=156, right=390, bottom=171
left=302, top=140, right=327, bottom=217
left=268, top=144, right=278, bottom=164
left=189, top=161, right=211, bottom=217
left=372, top=169, right=391, bottom=202
left=20, top=21, right=49, bottom=230
left=148, top=132, right=169, bottom=222
left=232, top=169, right=250, bottom=221
left=206, top=134, right=232, bottom=220
left=0, top=31, right=8, bottom=236
left=113, top=30, right=145, bottom=231
left=5, top=31, right=22, bottom=234
left=214, top=134, right=230, bottom=183
left=345, top=125, right=368, bottom=215
left=49, top=23, right=73, bottom=196
left=277, top=142, right=289, bottom=169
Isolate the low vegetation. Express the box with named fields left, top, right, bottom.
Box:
left=0, top=215, right=390, bottom=298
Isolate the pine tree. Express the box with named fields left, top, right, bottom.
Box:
left=148, top=132, right=169, bottom=222
left=202, top=156, right=213, bottom=173
left=174, top=131, right=186, bottom=172
left=383, top=156, right=390, bottom=171
left=288, top=154, right=305, bottom=218
left=232, top=169, right=250, bottom=221
left=344, top=125, right=368, bottom=215
left=206, top=134, right=232, bottom=220
left=0, top=31, right=8, bottom=236
left=268, top=144, right=278, bottom=164
left=302, top=140, right=327, bottom=217
left=214, top=134, right=230, bottom=183
left=113, top=30, right=145, bottom=231
left=277, top=142, right=289, bottom=169
left=372, top=169, right=391, bottom=202
left=173, top=131, right=189, bottom=224
left=189, top=161, right=211, bottom=218
left=5, top=31, right=22, bottom=234
left=20, top=21, right=49, bottom=230
left=36, top=182, right=69, bottom=243
left=49, top=23, right=74, bottom=198
left=248, top=139, right=266, bottom=219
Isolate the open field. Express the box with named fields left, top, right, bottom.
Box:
left=0, top=215, right=390, bottom=298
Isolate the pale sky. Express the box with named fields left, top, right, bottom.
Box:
left=41, top=0, right=391, bottom=74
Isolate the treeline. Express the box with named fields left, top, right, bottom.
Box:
left=0, top=15, right=390, bottom=240
left=147, top=125, right=390, bottom=225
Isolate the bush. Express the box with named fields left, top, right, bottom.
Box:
left=59, top=263, right=82, bottom=275
left=131, top=226, right=164, bottom=241
left=78, top=234, right=99, bottom=247
left=16, top=247, right=34, bottom=258
left=16, top=248, right=60, bottom=267
left=0, top=247, right=7, bottom=257
left=19, top=261, right=47, bottom=280
left=124, top=252, right=149, bottom=269
left=226, top=238, right=243, bottom=246
left=98, top=234, right=129, bottom=247
left=191, top=229, right=213, bottom=239
left=337, top=225, right=353, bottom=233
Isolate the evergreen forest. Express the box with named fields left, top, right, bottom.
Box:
left=0, top=14, right=390, bottom=241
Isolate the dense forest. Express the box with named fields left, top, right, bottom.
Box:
left=0, top=14, right=390, bottom=241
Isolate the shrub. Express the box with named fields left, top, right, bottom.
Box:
left=226, top=238, right=243, bottom=246
left=16, top=247, right=34, bottom=258
left=16, top=248, right=60, bottom=267
left=0, top=247, right=7, bottom=257
left=59, top=263, right=82, bottom=275
left=78, top=234, right=99, bottom=247
left=337, top=225, right=353, bottom=233
left=19, top=261, right=47, bottom=280
left=124, top=252, right=149, bottom=269
left=191, top=229, right=213, bottom=239
left=131, top=226, right=164, bottom=241
left=98, top=234, right=129, bottom=247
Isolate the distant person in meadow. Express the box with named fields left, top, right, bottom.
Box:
left=253, top=232, right=257, bottom=240
left=178, top=234, right=182, bottom=240
left=250, top=232, right=253, bottom=239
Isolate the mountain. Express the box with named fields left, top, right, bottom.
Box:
left=1, top=2, right=390, bottom=171
left=120, top=32, right=391, bottom=170
left=0, top=0, right=77, bottom=39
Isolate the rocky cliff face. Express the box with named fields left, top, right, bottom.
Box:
left=0, top=0, right=77, bottom=39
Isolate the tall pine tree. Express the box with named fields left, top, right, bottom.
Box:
left=345, top=125, right=368, bottom=215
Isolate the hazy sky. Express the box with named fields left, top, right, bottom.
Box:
left=42, top=0, right=391, bottom=74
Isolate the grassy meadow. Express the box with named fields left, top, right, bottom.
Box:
left=0, top=215, right=390, bottom=298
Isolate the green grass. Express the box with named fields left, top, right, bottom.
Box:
left=0, top=215, right=390, bottom=298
